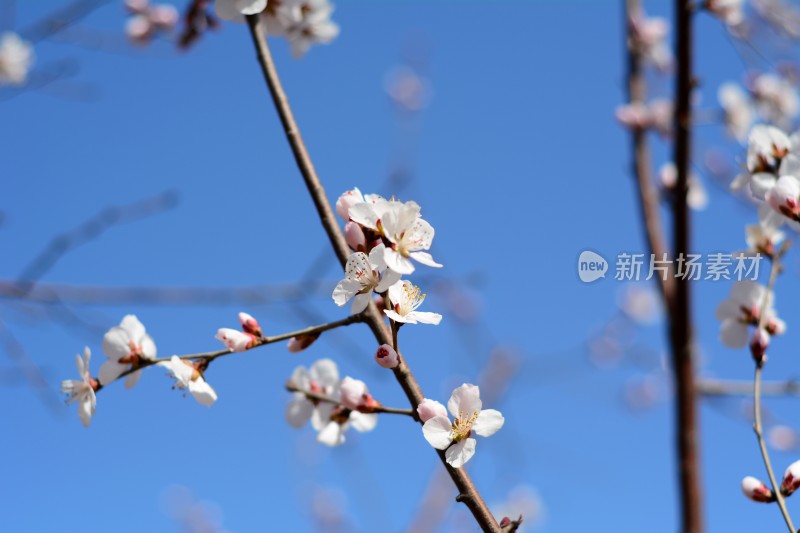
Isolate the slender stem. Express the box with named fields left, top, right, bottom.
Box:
left=697, top=378, right=800, bottom=397
left=671, top=1, right=703, bottom=531
left=754, top=365, right=795, bottom=532
left=244, top=14, right=501, bottom=531
left=96, top=314, right=363, bottom=391
left=286, top=382, right=415, bottom=417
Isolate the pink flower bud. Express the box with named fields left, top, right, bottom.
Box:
left=287, top=333, right=320, bottom=353
left=416, top=398, right=447, bottom=422
left=216, top=328, right=255, bottom=352
left=150, top=5, right=178, bottom=29
left=750, top=329, right=770, bottom=364
left=340, top=376, right=370, bottom=410
left=374, top=344, right=399, bottom=369
left=238, top=312, right=262, bottom=336
left=767, top=318, right=786, bottom=336
left=344, top=221, right=367, bottom=251
left=782, top=460, right=800, bottom=496
left=742, top=476, right=775, bottom=502
left=335, top=188, right=363, bottom=221
left=767, top=176, right=800, bottom=218
left=125, top=15, right=152, bottom=44
left=615, top=103, right=650, bottom=130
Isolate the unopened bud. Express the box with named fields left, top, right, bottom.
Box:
left=344, top=221, right=367, bottom=252
left=335, top=188, right=362, bottom=220
left=416, top=398, right=447, bottom=422
left=216, top=328, right=255, bottom=352
left=238, top=312, right=262, bottom=336
left=767, top=318, right=786, bottom=336
left=742, top=476, right=775, bottom=502
left=340, top=376, right=371, bottom=410
left=287, top=333, right=320, bottom=353
left=750, top=329, right=770, bottom=364
left=782, top=460, right=800, bottom=496
left=375, top=343, right=399, bottom=369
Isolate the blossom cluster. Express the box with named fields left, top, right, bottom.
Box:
left=719, top=74, right=799, bottom=141
left=215, top=0, right=339, bottom=57
left=124, top=0, right=179, bottom=45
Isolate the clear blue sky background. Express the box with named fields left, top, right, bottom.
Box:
left=4, top=1, right=800, bottom=531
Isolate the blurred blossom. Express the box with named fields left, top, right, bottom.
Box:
left=659, top=162, right=709, bottom=211
left=492, top=484, right=545, bottom=531
left=718, top=82, right=754, bottom=142
left=162, top=484, right=229, bottom=533
left=706, top=0, right=746, bottom=28
left=629, top=12, right=672, bottom=71
left=624, top=374, right=663, bottom=411
left=768, top=425, right=800, bottom=451
left=124, top=0, right=179, bottom=45
left=60, top=347, right=98, bottom=428
left=587, top=334, right=624, bottom=369
left=100, top=314, right=157, bottom=388
left=750, top=73, right=799, bottom=128
left=617, top=285, right=662, bottom=325
left=309, top=486, right=349, bottom=532
left=384, top=65, right=432, bottom=112
left=716, top=280, right=785, bottom=349
left=752, top=0, right=800, bottom=38
left=0, top=32, right=34, bottom=86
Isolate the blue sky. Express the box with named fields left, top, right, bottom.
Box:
left=4, top=1, right=800, bottom=531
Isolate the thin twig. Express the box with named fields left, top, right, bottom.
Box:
left=96, top=314, right=363, bottom=391
left=285, top=382, right=415, bottom=417
left=752, top=254, right=794, bottom=532
left=670, top=2, right=704, bottom=532
left=697, top=378, right=800, bottom=397
left=244, top=14, right=501, bottom=531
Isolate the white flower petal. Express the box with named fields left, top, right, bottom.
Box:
left=189, top=379, right=218, bottom=407
left=98, top=360, right=128, bottom=385
left=317, top=421, right=345, bottom=447
left=124, top=369, right=142, bottom=389
left=422, top=416, right=454, bottom=450
left=408, top=311, right=442, bottom=325
left=447, top=384, right=482, bottom=418
left=140, top=334, right=157, bottom=359
left=102, top=327, right=131, bottom=360
left=383, top=248, right=415, bottom=275
left=472, top=409, right=504, bottom=437
left=351, top=292, right=372, bottom=314
left=286, top=398, right=314, bottom=428
left=409, top=251, right=442, bottom=268
left=445, top=438, right=476, bottom=468
left=332, top=279, right=360, bottom=306
left=310, top=358, right=339, bottom=386
left=349, top=411, right=378, bottom=432
left=384, top=309, right=411, bottom=323
left=721, top=319, right=749, bottom=348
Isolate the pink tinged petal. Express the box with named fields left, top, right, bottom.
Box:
left=332, top=279, right=361, bottom=306
left=286, top=398, right=314, bottom=428
left=317, top=421, right=346, bottom=447
left=472, top=409, right=504, bottom=437
left=720, top=319, right=749, bottom=348
left=422, top=416, right=454, bottom=450
left=98, top=360, right=128, bottom=385
left=409, top=251, right=442, bottom=268
left=742, top=476, right=774, bottom=503
left=383, top=248, right=414, bottom=275
left=215, top=328, right=252, bottom=352
left=344, top=221, right=366, bottom=250
left=417, top=399, right=447, bottom=422
left=189, top=379, right=218, bottom=407
left=102, top=327, right=132, bottom=360
left=408, top=311, right=442, bottom=325
left=408, top=218, right=435, bottom=249
left=340, top=376, right=368, bottom=410
left=140, top=334, right=157, bottom=360
left=448, top=384, right=482, bottom=418
left=384, top=309, right=410, bottom=323
left=349, top=411, right=378, bottom=432
left=351, top=293, right=372, bottom=314
left=767, top=175, right=800, bottom=212
left=120, top=315, right=146, bottom=344
left=124, top=369, right=143, bottom=389
left=310, top=358, right=339, bottom=386
left=445, top=438, right=477, bottom=469
left=335, top=187, right=364, bottom=220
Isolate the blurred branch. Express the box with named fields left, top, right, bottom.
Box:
left=0, top=319, right=62, bottom=412
left=178, top=0, right=217, bottom=49
left=244, top=13, right=501, bottom=531
left=21, top=0, right=110, bottom=44
left=698, top=378, right=800, bottom=397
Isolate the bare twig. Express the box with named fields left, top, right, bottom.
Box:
left=697, top=378, right=800, bottom=397
left=244, top=14, right=501, bottom=531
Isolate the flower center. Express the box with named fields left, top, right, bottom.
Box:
left=400, top=283, right=425, bottom=314
left=451, top=411, right=479, bottom=442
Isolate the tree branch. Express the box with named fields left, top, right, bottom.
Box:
left=285, top=381, right=415, bottom=417
left=244, top=14, right=501, bottom=531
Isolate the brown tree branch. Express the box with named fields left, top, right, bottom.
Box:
left=670, top=2, right=703, bottom=532
left=244, top=14, right=501, bottom=532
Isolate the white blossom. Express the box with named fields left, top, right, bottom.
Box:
left=215, top=328, right=255, bottom=352
left=215, top=0, right=267, bottom=21
left=285, top=359, right=340, bottom=430
left=731, top=125, right=794, bottom=199
left=744, top=207, right=785, bottom=255
left=0, top=32, right=34, bottom=86
left=61, top=347, right=97, bottom=428
left=659, top=162, right=708, bottom=211
left=332, top=246, right=400, bottom=314
left=275, top=0, right=340, bottom=57
left=715, top=280, right=785, bottom=348
left=99, top=314, right=156, bottom=388
left=159, top=356, right=218, bottom=407
left=752, top=73, right=799, bottom=129
left=718, top=82, right=754, bottom=142
left=124, top=0, right=178, bottom=45
left=707, top=0, right=746, bottom=27
left=316, top=409, right=377, bottom=447
left=384, top=280, right=442, bottom=325
left=380, top=200, right=442, bottom=274
left=629, top=14, right=672, bottom=72
left=421, top=384, right=504, bottom=468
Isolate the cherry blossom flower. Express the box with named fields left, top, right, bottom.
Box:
left=61, top=347, right=97, bottom=428
left=629, top=13, right=672, bottom=72
left=731, top=125, right=795, bottom=199
left=752, top=0, right=800, bottom=38
left=659, top=162, right=708, bottom=211
left=715, top=280, right=785, bottom=348
left=276, top=0, right=340, bottom=57
left=124, top=0, right=178, bottom=45
left=384, top=280, right=442, bottom=325
left=339, top=376, right=379, bottom=411
left=380, top=200, right=442, bottom=274
left=752, top=73, right=799, bottom=128
left=743, top=206, right=785, bottom=256
left=374, top=344, right=398, bottom=369
left=718, top=82, right=754, bottom=142
left=215, top=328, right=256, bottom=352
left=421, top=384, right=504, bottom=468
left=0, top=32, right=34, bottom=86
left=316, top=407, right=377, bottom=447
left=706, top=0, right=745, bottom=27
left=285, top=359, right=340, bottom=429
left=100, top=315, right=156, bottom=388
left=742, top=476, right=775, bottom=502
left=159, top=356, right=218, bottom=407
left=332, top=246, right=400, bottom=314
left=767, top=174, right=800, bottom=221
left=215, top=0, right=268, bottom=21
